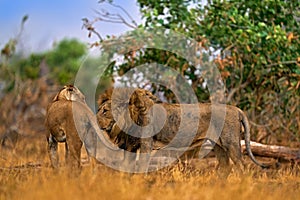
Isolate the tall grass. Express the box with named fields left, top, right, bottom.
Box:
left=1, top=140, right=300, bottom=200
left=1, top=162, right=300, bottom=200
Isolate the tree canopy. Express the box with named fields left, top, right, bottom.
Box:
left=87, top=0, right=300, bottom=144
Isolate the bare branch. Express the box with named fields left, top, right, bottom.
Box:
left=266, top=60, right=298, bottom=67
left=95, top=0, right=138, bottom=29
left=93, top=9, right=137, bottom=29
left=226, top=66, right=254, bottom=103
left=82, top=18, right=103, bottom=41
left=94, top=9, right=121, bottom=21
left=226, top=80, right=250, bottom=103
left=107, top=1, right=138, bottom=27
left=249, top=121, right=272, bottom=127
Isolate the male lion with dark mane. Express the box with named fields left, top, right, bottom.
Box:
left=97, top=87, right=268, bottom=176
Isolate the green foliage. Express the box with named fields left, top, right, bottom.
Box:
left=193, top=0, right=300, bottom=140
left=46, top=39, right=87, bottom=84
left=139, top=0, right=196, bottom=31
left=96, top=0, right=300, bottom=142
left=0, top=38, right=87, bottom=92
left=17, top=54, right=44, bottom=79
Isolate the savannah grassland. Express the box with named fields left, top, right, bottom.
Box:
left=1, top=139, right=300, bottom=200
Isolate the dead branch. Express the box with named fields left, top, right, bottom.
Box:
left=93, top=1, right=138, bottom=29
left=226, top=66, right=254, bottom=103
left=241, top=140, right=300, bottom=163
left=266, top=60, right=298, bottom=67
left=82, top=18, right=103, bottom=41
left=93, top=9, right=137, bottom=29
left=82, top=1, right=139, bottom=43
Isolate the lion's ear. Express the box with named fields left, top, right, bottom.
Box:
left=98, top=88, right=113, bottom=107
left=52, top=94, right=59, bottom=101
left=146, top=91, right=162, bottom=103
left=52, top=88, right=64, bottom=102
left=98, top=95, right=109, bottom=108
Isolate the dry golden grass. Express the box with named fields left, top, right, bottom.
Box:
left=1, top=164, right=300, bottom=200
left=1, top=139, right=300, bottom=200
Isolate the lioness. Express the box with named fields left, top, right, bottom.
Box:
left=45, top=85, right=116, bottom=169
left=97, top=87, right=267, bottom=175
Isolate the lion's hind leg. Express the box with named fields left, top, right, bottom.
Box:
left=47, top=134, right=59, bottom=168
left=227, top=142, right=245, bottom=175
left=65, top=137, right=83, bottom=169
left=214, top=145, right=231, bottom=178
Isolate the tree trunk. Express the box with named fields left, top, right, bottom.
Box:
left=241, top=140, right=300, bottom=163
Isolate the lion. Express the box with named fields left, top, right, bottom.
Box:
left=97, top=88, right=160, bottom=151
left=45, top=85, right=120, bottom=169
left=97, top=87, right=268, bottom=176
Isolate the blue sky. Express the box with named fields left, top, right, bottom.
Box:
left=0, top=0, right=141, bottom=53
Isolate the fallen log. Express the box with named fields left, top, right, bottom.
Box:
left=241, top=140, right=300, bottom=163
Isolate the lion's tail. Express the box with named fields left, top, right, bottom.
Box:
left=239, top=109, right=269, bottom=168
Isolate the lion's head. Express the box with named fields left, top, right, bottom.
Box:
left=52, top=85, right=86, bottom=103
left=97, top=87, right=161, bottom=131
left=97, top=99, right=115, bottom=135
left=129, top=88, right=161, bottom=127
